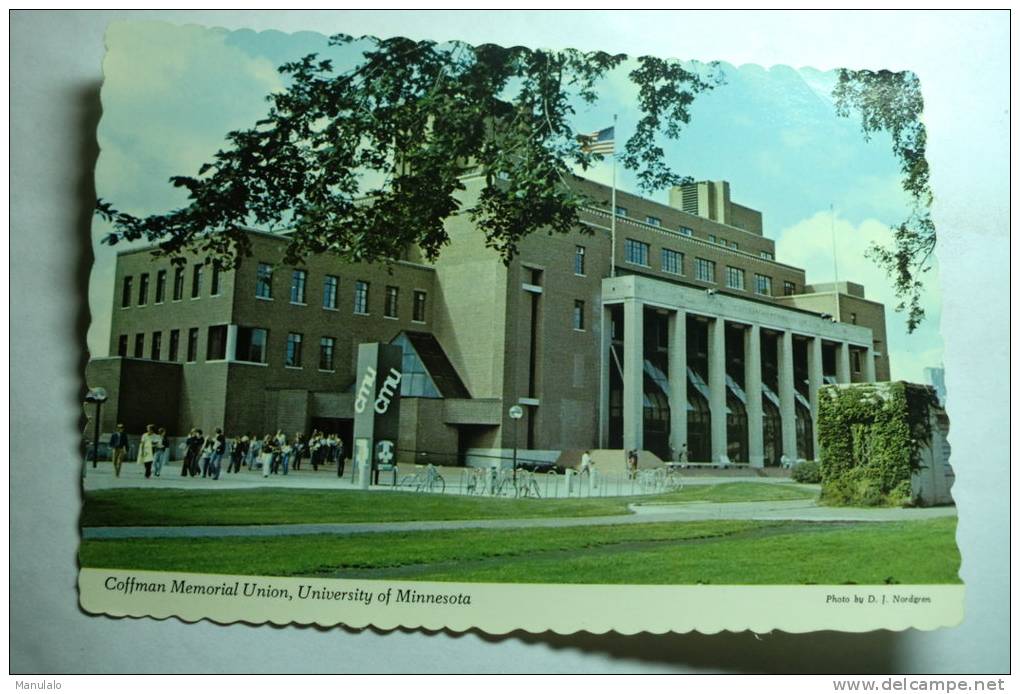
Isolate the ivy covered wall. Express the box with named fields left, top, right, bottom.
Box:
left=817, top=382, right=938, bottom=507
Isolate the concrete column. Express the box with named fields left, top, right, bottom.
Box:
left=708, top=317, right=728, bottom=463
left=668, top=309, right=688, bottom=460
left=778, top=330, right=798, bottom=461
left=622, top=299, right=644, bottom=452
left=836, top=341, right=851, bottom=383
left=226, top=324, right=238, bottom=362
left=808, top=336, right=824, bottom=458
left=864, top=346, right=877, bottom=382
left=744, top=324, right=764, bottom=468
left=598, top=304, right=612, bottom=447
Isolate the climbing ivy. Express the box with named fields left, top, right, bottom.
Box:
left=817, top=382, right=936, bottom=507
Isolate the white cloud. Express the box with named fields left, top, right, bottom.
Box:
left=776, top=211, right=944, bottom=383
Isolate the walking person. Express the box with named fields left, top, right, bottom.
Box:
left=109, top=423, right=129, bottom=477
left=228, top=435, right=248, bottom=474
left=182, top=428, right=203, bottom=477
left=336, top=437, right=346, bottom=478
left=209, top=427, right=227, bottom=479
left=200, top=434, right=215, bottom=478
left=153, top=427, right=170, bottom=477
left=261, top=435, right=276, bottom=478
left=580, top=450, right=593, bottom=476
left=137, top=424, right=158, bottom=479
left=292, top=433, right=305, bottom=471
left=247, top=434, right=261, bottom=470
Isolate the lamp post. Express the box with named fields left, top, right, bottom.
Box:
left=83, top=387, right=108, bottom=479
left=508, top=404, right=524, bottom=483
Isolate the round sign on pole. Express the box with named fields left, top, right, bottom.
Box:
left=508, top=405, right=524, bottom=420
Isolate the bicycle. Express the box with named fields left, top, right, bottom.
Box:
left=399, top=464, right=446, bottom=493
left=514, top=470, right=542, bottom=499
left=663, top=464, right=685, bottom=492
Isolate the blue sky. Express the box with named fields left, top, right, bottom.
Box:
left=91, top=21, right=943, bottom=381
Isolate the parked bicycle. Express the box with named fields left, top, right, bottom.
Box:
left=399, top=464, right=446, bottom=493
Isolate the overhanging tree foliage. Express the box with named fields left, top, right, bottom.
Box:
left=833, top=69, right=934, bottom=332
left=96, top=34, right=720, bottom=269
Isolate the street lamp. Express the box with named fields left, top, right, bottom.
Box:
left=83, top=387, right=108, bottom=479
left=508, top=404, right=524, bottom=483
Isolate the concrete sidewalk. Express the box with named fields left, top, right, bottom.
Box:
left=82, top=459, right=807, bottom=492
left=81, top=498, right=956, bottom=540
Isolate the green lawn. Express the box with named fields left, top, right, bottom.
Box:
left=81, top=483, right=817, bottom=527
left=79, top=517, right=959, bottom=585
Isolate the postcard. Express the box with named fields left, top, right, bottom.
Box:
left=80, top=20, right=961, bottom=634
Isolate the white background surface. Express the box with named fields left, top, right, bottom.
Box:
left=9, top=10, right=1011, bottom=673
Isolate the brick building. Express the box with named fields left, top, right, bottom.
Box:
left=86, top=175, right=890, bottom=467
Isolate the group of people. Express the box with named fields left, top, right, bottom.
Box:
left=103, top=424, right=347, bottom=481
left=179, top=429, right=347, bottom=480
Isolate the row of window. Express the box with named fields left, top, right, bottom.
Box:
left=117, top=326, right=338, bottom=371
left=622, top=238, right=797, bottom=296
left=121, top=265, right=222, bottom=308
left=611, top=206, right=727, bottom=244
left=255, top=264, right=427, bottom=321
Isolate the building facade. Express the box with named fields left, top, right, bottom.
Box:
left=87, top=176, right=890, bottom=467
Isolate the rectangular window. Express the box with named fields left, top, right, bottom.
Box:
left=615, top=205, right=627, bottom=217
left=413, top=290, right=427, bottom=322
left=852, top=350, right=862, bottom=374
left=760, top=251, right=774, bottom=261
left=150, top=331, right=162, bottom=360
left=191, top=265, right=203, bottom=298
left=679, top=226, right=693, bottom=237
left=133, top=333, right=144, bottom=358
left=729, top=241, right=739, bottom=250
left=707, top=234, right=716, bottom=244
left=695, top=257, right=716, bottom=283
left=784, top=280, right=797, bottom=296
left=206, top=324, right=228, bottom=361
left=726, top=266, right=745, bottom=290
left=285, top=332, right=303, bottom=367
left=384, top=286, right=399, bottom=318
left=661, top=248, right=683, bottom=275
left=574, top=246, right=586, bottom=276
left=256, top=263, right=273, bottom=299
left=155, top=270, right=167, bottom=303
left=138, top=273, right=149, bottom=305
left=624, top=239, right=650, bottom=266
left=319, top=337, right=336, bottom=371
left=168, top=329, right=180, bottom=362
left=121, top=276, right=133, bottom=308
left=186, top=328, right=199, bottom=362
left=117, top=335, right=128, bottom=358
left=645, top=215, right=661, bottom=227
left=572, top=300, right=585, bottom=331
left=850, top=312, right=858, bottom=325
left=211, top=265, right=222, bottom=296
left=236, top=327, right=267, bottom=364
left=322, top=275, right=339, bottom=309
left=173, top=266, right=185, bottom=301
left=290, top=269, right=307, bottom=304
left=354, top=280, right=370, bottom=314
left=755, top=274, right=773, bottom=296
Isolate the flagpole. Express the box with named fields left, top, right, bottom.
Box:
left=830, top=203, right=841, bottom=322
left=610, top=114, right=618, bottom=278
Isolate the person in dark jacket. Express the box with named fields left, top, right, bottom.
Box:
left=182, top=428, right=203, bottom=477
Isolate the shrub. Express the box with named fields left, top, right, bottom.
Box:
left=791, top=461, right=821, bottom=484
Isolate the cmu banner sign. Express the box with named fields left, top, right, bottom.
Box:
left=352, top=343, right=403, bottom=487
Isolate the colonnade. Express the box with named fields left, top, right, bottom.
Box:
left=605, top=298, right=876, bottom=466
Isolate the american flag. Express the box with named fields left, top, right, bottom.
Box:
left=579, top=126, right=615, bottom=155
